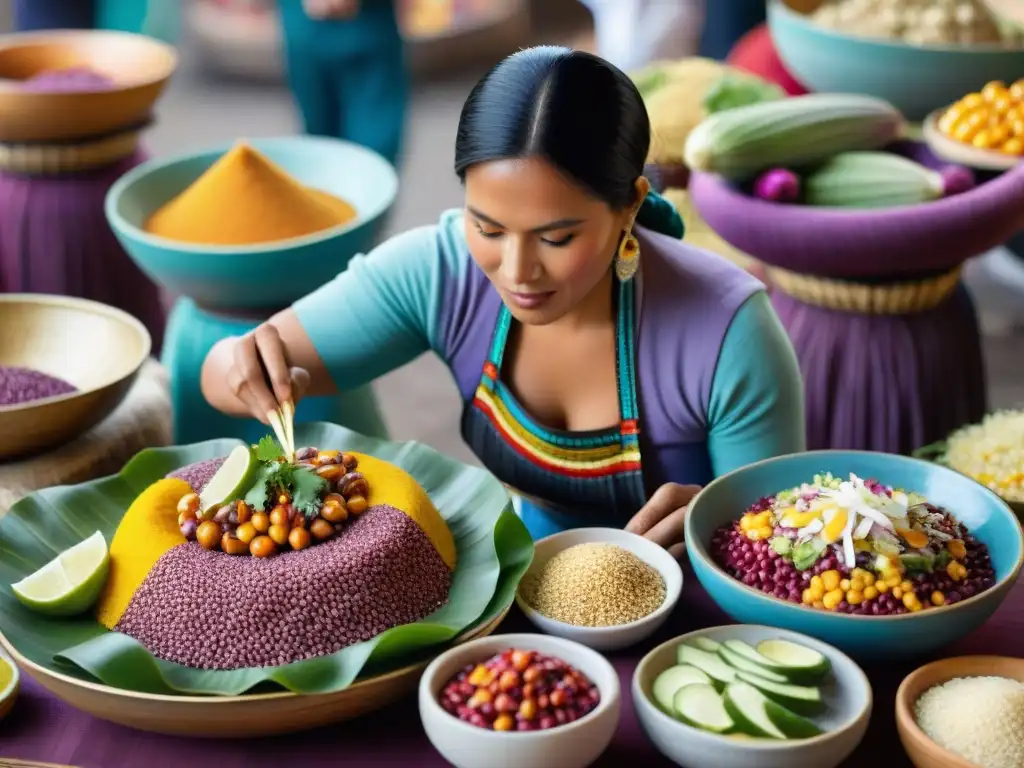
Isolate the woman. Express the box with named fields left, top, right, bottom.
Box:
left=201, top=46, right=806, bottom=553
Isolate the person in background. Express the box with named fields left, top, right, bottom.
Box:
left=12, top=0, right=96, bottom=30
left=200, top=46, right=805, bottom=552
left=578, top=0, right=706, bottom=72
left=699, top=0, right=767, bottom=61
left=278, top=0, right=408, bottom=167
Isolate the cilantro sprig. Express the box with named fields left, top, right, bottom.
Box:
left=244, top=435, right=327, bottom=520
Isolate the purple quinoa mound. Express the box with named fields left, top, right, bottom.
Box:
left=166, top=458, right=226, bottom=493
left=115, top=504, right=452, bottom=669
left=0, top=366, right=77, bottom=407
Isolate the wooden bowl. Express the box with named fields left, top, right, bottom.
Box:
left=923, top=109, right=1022, bottom=172
left=0, top=294, right=151, bottom=460
left=0, top=30, right=176, bottom=144
left=0, top=644, right=19, bottom=722
left=0, top=607, right=508, bottom=738
left=895, top=655, right=1024, bottom=768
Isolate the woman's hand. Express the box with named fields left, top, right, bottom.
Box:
left=223, top=325, right=311, bottom=425
left=303, top=0, right=360, bottom=20
left=625, top=483, right=701, bottom=558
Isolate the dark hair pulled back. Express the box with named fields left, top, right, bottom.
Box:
left=454, top=46, right=683, bottom=239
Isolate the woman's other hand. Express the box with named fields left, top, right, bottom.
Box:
left=625, top=482, right=701, bottom=558
left=303, top=0, right=360, bottom=20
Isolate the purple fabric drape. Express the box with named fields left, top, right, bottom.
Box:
left=0, top=151, right=166, bottom=354
left=773, top=283, right=986, bottom=453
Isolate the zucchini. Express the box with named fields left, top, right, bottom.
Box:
left=801, top=151, right=946, bottom=209
left=652, top=665, right=713, bottom=713
left=735, top=671, right=825, bottom=716
left=683, top=93, right=903, bottom=181
left=691, top=636, right=723, bottom=653
left=676, top=644, right=738, bottom=690
left=717, top=645, right=790, bottom=684
left=723, top=682, right=824, bottom=740
left=672, top=683, right=735, bottom=734
left=754, top=639, right=832, bottom=683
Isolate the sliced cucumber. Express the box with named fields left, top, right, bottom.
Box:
left=717, top=645, right=790, bottom=684
left=735, top=670, right=825, bottom=716
left=723, top=682, right=787, bottom=739
left=754, top=638, right=832, bottom=682
left=724, top=682, right=823, bottom=740
left=672, top=683, right=734, bottom=734
left=652, top=665, right=713, bottom=713
left=677, top=644, right=737, bottom=690
left=691, top=636, right=722, bottom=653
left=722, top=639, right=791, bottom=676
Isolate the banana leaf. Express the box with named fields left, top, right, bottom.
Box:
left=0, top=423, right=533, bottom=696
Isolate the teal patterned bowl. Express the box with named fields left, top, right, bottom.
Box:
left=105, top=136, right=398, bottom=310
left=684, top=451, right=1024, bottom=660
left=768, top=0, right=1024, bottom=121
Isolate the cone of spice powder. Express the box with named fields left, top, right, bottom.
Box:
left=143, top=143, right=358, bottom=246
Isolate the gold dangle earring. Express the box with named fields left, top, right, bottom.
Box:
left=614, top=227, right=640, bottom=282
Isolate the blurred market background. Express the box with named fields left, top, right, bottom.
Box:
left=0, top=0, right=1021, bottom=465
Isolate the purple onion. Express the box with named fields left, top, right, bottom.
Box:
left=752, top=168, right=802, bottom=203
left=940, top=165, right=976, bottom=197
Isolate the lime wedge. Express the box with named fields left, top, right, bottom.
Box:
left=11, top=531, right=109, bottom=617
left=0, top=651, right=18, bottom=720
left=199, top=444, right=260, bottom=512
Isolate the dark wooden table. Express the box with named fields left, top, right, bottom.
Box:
left=3, top=562, right=1021, bottom=768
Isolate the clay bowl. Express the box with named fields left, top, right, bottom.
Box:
left=769, top=0, right=1024, bottom=121
left=0, top=607, right=507, bottom=738
left=0, top=294, right=151, bottom=461
left=895, top=655, right=1024, bottom=767
left=106, top=135, right=399, bottom=310
left=0, top=30, right=177, bottom=144
left=689, top=141, right=1024, bottom=278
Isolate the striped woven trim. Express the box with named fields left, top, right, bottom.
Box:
left=767, top=266, right=962, bottom=315
left=472, top=386, right=642, bottom=477
left=0, top=128, right=141, bottom=175
left=472, top=278, right=642, bottom=479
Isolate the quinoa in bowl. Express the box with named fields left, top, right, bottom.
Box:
left=710, top=472, right=996, bottom=617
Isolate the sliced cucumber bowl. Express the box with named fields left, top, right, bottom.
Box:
left=656, top=636, right=829, bottom=739
left=633, top=626, right=872, bottom=768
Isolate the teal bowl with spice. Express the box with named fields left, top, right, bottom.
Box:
left=684, top=451, right=1024, bottom=660
left=105, top=135, right=398, bottom=310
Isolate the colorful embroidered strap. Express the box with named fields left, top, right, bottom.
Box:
left=472, top=279, right=641, bottom=478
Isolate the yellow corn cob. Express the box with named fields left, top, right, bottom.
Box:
left=683, top=93, right=904, bottom=181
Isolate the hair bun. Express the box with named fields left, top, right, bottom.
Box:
left=636, top=189, right=685, bottom=240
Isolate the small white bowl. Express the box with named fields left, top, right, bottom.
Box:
left=418, top=633, right=621, bottom=768
left=632, top=625, right=872, bottom=768
left=514, top=527, right=684, bottom=651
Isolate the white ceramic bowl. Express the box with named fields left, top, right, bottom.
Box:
left=418, top=633, right=621, bottom=768
left=514, top=527, right=684, bottom=651
left=632, top=625, right=872, bottom=768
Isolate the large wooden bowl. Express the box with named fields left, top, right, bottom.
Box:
left=895, top=655, right=1024, bottom=767
left=0, top=30, right=177, bottom=144
left=0, top=294, right=151, bottom=460
left=0, top=607, right=508, bottom=738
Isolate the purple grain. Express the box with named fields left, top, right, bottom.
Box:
left=115, top=505, right=452, bottom=670
left=19, top=67, right=116, bottom=93
left=0, top=366, right=77, bottom=406
left=167, top=458, right=226, bottom=493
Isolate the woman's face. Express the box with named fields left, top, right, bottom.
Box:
left=464, top=157, right=642, bottom=326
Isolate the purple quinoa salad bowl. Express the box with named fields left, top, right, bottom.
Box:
left=683, top=450, right=1024, bottom=660
left=688, top=141, right=1024, bottom=279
